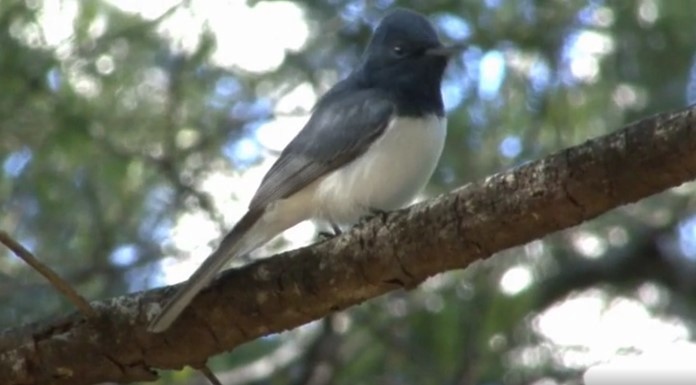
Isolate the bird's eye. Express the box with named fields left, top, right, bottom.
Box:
left=392, top=45, right=406, bottom=57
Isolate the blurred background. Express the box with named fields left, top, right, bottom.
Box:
left=2, top=0, right=696, bottom=384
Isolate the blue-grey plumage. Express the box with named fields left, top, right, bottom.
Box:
left=147, top=8, right=460, bottom=333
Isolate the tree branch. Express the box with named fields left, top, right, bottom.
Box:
left=0, top=231, right=96, bottom=318
left=2, top=105, right=696, bottom=385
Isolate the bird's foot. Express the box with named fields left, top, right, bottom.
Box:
left=358, top=208, right=390, bottom=225
left=318, top=222, right=342, bottom=240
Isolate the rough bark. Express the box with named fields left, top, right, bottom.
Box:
left=2, top=105, right=696, bottom=385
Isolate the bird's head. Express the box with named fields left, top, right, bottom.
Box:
left=359, top=9, right=461, bottom=94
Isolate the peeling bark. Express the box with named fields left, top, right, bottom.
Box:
left=1, top=105, right=696, bottom=385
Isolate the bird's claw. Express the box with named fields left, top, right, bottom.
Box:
left=358, top=208, right=389, bottom=225
left=318, top=231, right=338, bottom=240
left=318, top=222, right=342, bottom=240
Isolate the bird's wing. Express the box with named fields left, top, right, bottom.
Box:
left=249, top=88, right=395, bottom=210
left=148, top=87, right=393, bottom=332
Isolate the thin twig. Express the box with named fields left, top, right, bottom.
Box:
left=0, top=231, right=97, bottom=318
left=198, top=364, right=222, bottom=385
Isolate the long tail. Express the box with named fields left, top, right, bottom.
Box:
left=147, top=209, right=265, bottom=333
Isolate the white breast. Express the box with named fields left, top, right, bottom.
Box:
left=313, top=115, right=447, bottom=224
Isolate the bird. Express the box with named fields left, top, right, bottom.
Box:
left=148, top=8, right=460, bottom=332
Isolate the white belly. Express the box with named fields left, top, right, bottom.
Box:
left=313, top=115, right=447, bottom=224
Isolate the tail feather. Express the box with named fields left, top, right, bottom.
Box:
left=147, top=209, right=264, bottom=333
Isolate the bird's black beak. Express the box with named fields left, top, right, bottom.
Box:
left=425, top=44, right=465, bottom=57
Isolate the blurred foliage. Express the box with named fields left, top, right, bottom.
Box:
left=2, top=0, right=696, bottom=384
